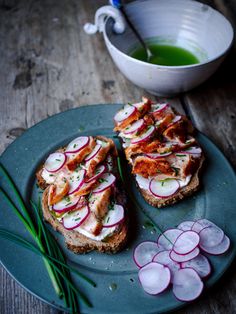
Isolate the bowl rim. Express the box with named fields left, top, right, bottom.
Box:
left=103, top=0, right=234, bottom=70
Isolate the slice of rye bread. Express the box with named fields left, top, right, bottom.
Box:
left=137, top=155, right=205, bottom=208
left=37, top=136, right=128, bottom=254
left=42, top=187, right=128, bottom=254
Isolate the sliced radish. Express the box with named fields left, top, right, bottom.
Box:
left=45, top=152, right=67, bottom=173
left=123, top=119, right=145, bottom=135
left=181, top=254, right=211, bottom=278
left=52, top=196, right=80, bottom=213
left=138, top=262, right=171, bottom=295
left=62, top=205, right=90, bottom=230
left=103, top=204, right=124, bottom=228
left=85, top=165, right=106, bottom=183
left=151, top=103, right=168, bottom=113
left=192, top=219, right=220, bottom=234
left=199, top=226, right=224, bottom=248
left=92, top=173, right=116, bottom=193
left=153, top=250, right=180, bottom=282
left=173, top=231, right=200, bottom=255
left=68, top=169, right=86, bottom=195
left=65, top=136, right=89, bottom=154
left=133, top=241, right=164, bottom=268
left=131, top=125, right=155, bottom=144
left=177, top=220, right=195, bottom=231
left=170, top=247, right=200, bottom=263
left=179, top=146, right=202, bottom=155
left=169, top=115, right=181, bottom=126
left=84, top=144, right=101, bottom=162
left=114, top=104, right=137, bottom=123
left=200, top=235, right=230, bottom=255
left=172, top=268, right=203, bottom=302
left=149, top=178, right=179, bottom=198
left=157, top=229, right=183, bottom=250
left=146, top=152, right=172, bottom=159
left=135, top=175, right=150, bottom=190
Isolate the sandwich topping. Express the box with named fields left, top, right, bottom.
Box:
left=114, top=97, right=203, bottom=200
left=40, top=136, right=125, bottom=241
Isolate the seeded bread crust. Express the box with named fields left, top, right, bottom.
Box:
left=137, top=155, right=205, bottom=208
left=37, top=136, right=128, bottom=254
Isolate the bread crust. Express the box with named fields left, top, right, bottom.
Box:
left=37, top=136, right=128, bottom=254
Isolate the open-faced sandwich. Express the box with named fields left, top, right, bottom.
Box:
left=36, top=136, right=128, bottom=254
left=114, top=98, right=204, bottom=208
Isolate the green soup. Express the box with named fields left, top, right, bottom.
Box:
left=130, top=44, right=199, bottom=66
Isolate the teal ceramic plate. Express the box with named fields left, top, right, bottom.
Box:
left=0, top=104, right=235, bottom=314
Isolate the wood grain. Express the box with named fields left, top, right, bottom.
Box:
left=0, top=0, right=235, bottom=313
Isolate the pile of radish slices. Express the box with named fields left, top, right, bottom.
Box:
left=133, top=219, right=230, bottom=301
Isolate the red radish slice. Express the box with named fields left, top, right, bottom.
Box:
left=199, top=225, right=224, bottom=248
left=181, top=254, right=211, bottom=278
left=149, top=178, right=179, bottom=198
left=179, top=146, right=202, bottom=155
left=135, top=175, right=150, bottom=190
left=157, top=229, right=183, bottom=250
left=84, top=144, right=101, bottom=162
left=52, top=196, right=80, bottom=213
left=114, top=104, right=137, bottom=123
left=173, top=231, right=200, bottom=255
left=192, top=218, right=220, bottom=234
left=178, top=220, right=195, bottom=231
left=68, top=169, right=86, bottom=195
left=85, top=165, right=106, bottom=183
left=153, top=250, right=180, bottom=282
left=62, top=205, right=90, bottom=230
left=170, top=247, right=200, bottom=263
left=172, top=268, right=203, bottom=302
left=131, top=125, right=155, bottom=144
left=146, top=152, right=172, bottom=159
left=200, top=235, right=230, bottom=255
left=93, top=173, right=116, bottom=193
left=45, top=152, right=67, bottom=173
left=151, top=103, right=168, bottom=113
left=133, top=241, right=164, bottom=268
left=65, top=136, right=89, bottom=154
left=169, top=115, right=181, bottom=126
left=123, top=119, right=145, bottom=135
left=138, top=262, right=171, bottom=295
left=103, top=204, right=124, bottom=228
left=191, top=221, right=206, bottom=233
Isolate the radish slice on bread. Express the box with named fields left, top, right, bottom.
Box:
left=180, top=146, right=202, bottom=155
left=114, top=104, right=137, bottom=123
left=52, top=196, right=81, bottom=213
left=138, top=262, right=171, bottom=295
left=103, top=204, right=124, bottom=228
left=84, top=144, right=101, bottom=162
left=85, top=165, right=106, bottom=183
left=45, top=152, right=67, bottom=173
left=123, top=119, right=145, bottom=135
left=62, top=205, right=90, bottom=230
left=131, top=125, right=155, bottom=144
left=151, top=103, right=168, bottom=113
left=149, top=178, right=179, bottom=198
left=68, top=169, right=86, bottom=195
left=172, top=268, right=203, bottom=302
left=146, top=152, right=172, bottom=159
left=93, top=173, right=116, bottom=193
left=65, top=136, right=89, bottom=154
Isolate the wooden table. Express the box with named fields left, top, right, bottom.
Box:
left=0, top=0, right=235, bottom=313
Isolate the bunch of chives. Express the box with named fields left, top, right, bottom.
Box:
left=0, top=164, right=96, bottom=313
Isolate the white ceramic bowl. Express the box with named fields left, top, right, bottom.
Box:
left=102, top=0, right=234, bottom=96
